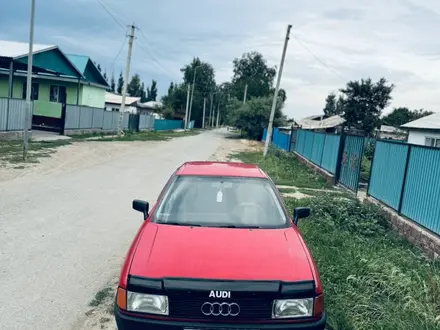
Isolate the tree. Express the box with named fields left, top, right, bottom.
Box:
left=323, top=93, right=344, bottom=117
left=127, top=74, right=142, bottom=97
left=336, top=95, right=345, bottom=115
left=181, top=58, right=216, bottom=127
left=140, top=82, right=147, bottom=103
left=382, top=107, right=433, bottom=127
left=110, top=73, right=116, bottom=93
left=168, top=82, right=174, bottom=96
left=228, top=96, right=286, bottom=140
left=146, top=80, right=158, bottom=101
left=340, top=78, right=394, bottom=133
left=231, top=51, right=277, bottom=101
left=161, top=83, right=189, bottom=118
left=117, top=71, right=124, bottom=94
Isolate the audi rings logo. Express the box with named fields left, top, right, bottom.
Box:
left=201, top=302, right=240, bottom=316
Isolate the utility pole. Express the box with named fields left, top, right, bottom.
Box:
left=243, top=83, right=248, bottom=104
left=263, top=24, right=292, bottom=157
left=117, top=24, right=136, bottom=136
left=188, top=66, right=200, bottom=126
left=216, top=102, right=220, bottom=128
left=184, top=84, right=190, bottom=129
left=23, top=0, right=35, bottom=161
left=202, top=97, right=206, bottom=129
left=208, top=94, right=214, bottom=127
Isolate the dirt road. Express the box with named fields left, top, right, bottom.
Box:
left=0, top=129, right=250, bottom=330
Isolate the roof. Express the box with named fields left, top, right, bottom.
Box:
left=0, top=40, right=55, bottom=58
left=401, top=112, right=440, bottom=130
left=297, top=115, right=346, bottom=130
left=138, top=101, right=163, bottom=109
left=176, top=161, right=268, bottom=178
left=66, top=54, right=89, bottom=73
left=380, top=125, right=406, bottom=134
left=105, top=92, right=140, bottom=106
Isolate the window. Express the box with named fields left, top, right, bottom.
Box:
left=22, top=82, right=39, bottom=100
left=425, top=137, right=440, bottom=148
left=153, top=176, right=287, bottom=228
left=50, top=85, right=67, bottom=103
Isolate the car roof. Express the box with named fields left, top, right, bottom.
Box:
left=176, top=161, right=268, bottom=178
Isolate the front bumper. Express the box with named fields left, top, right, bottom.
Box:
left=114, top=307, right=327, bottom=330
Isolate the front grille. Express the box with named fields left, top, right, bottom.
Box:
left=168, top=293, right=273, bottom=321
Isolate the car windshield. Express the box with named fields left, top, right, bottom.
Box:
left=153, top=175, right=288, bottom=228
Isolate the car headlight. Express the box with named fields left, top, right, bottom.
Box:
left=272, top=298, right=314, bottom=319
left=127, top=292, right=169, bottom=315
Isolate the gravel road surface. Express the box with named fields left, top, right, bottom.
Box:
left=0, top=129, right=235, bottom=330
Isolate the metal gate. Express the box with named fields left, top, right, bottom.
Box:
left=337, top=134, right=365, bottom=192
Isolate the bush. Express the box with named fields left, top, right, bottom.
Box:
left=284, top=196, right=440, bottom=330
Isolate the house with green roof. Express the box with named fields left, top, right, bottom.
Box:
left=0, top=40, right=109, bottom=129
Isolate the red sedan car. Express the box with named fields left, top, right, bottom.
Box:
left=115, top=161, right=326, bottom=330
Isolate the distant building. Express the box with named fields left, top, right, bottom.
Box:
left=401, top=112, right=440, bottom=147
left=296, top=114, right=346, bottom=133
left=377, top=125, right=407, bottom=140
left=104, top=92, right=140, bottom=113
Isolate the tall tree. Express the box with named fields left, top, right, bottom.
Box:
left=340, top=78, right=394, bottom=133
left=336, top=95, right=345, bottom=115
left=127, top=74, right=142, bottom=97
left=117, top=71, right=124, bottom=94
left=231, top=51, right=277, bottom=101
left=323, top=93, right=339, bottom=116
left=181, top=57, right=216, bottom=126
left=110, top=73, right=116, bottom=93
left=140, top=82, right=147, bottom=102
left=161, top=82, right=189, bottom=117
left=147, top=80, right=158, bottom=101
left=382, top=107, right=433, bottom=127
left=168, top=82, right=174, bottom=96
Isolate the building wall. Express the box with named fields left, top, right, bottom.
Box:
left=81, top=85, right=105, bottom=108
left=0, top=76, right=9, bottom=97
left=407, top=129, right=440, bottom=146
left=104, top=103, right=137, bottom=113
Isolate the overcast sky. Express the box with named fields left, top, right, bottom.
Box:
left=1, top=0, right=440, bottom=118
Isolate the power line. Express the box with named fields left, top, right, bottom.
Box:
left=137, top=28, right=179, bottom=79
left=95, top=0, right=127, bottom=33
left=111, top=35, right=127, bottom=72
left=292, top=34, right=346, bottom=82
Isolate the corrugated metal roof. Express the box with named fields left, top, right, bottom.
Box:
left=105, top=92, right=140, bottom=106
left=380, top=125, right=406, bottom=134
left=66, top=54, right=89, bottom=74
left=0, top=40, right=55, bottom=58
left=401, top=112, right=440, bottom=130
left=297, top=115, right=346, bottom=129
left=138, top=101, right=163, bottom=109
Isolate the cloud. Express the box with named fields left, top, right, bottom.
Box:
left=2, top=0, right=440, bottom=118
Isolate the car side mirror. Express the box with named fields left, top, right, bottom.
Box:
left=293, top=207, right=311, bottom=226
left=133, top=200, right=149, bottom=220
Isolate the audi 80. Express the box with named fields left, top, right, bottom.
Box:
left=115, top=161, right=326, bottom=330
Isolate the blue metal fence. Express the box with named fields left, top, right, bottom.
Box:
left=368, top=140, right=440, bottom=236
left=261, top=127, right=291, bottom=151
left=294, top=129, right=342, bottom=175
left=272, top=128, right=290, bottom=151
left=338, top=135, right=365, bottom=192
left=154, top=119, right=183, bottom=131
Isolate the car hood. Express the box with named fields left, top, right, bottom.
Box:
left=129, top=223, right=314, bottom=282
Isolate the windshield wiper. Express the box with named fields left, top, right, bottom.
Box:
left=211, top=224, right=263, bottom=229
left=159, top=222, right=202, bottom=227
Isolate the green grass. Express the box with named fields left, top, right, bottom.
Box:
left=0, top=140, right=72, bottom=166
left=89, top=287, right=114, bottom=307
left=238, top=147, right=440, bottom=329
left=0, top=130, right=200, bottom=166
left=234, top=148, right=332, bottom=189
left=285, top=196, right=440, bottom=330
left=70, top=129, right=201, bottom=142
